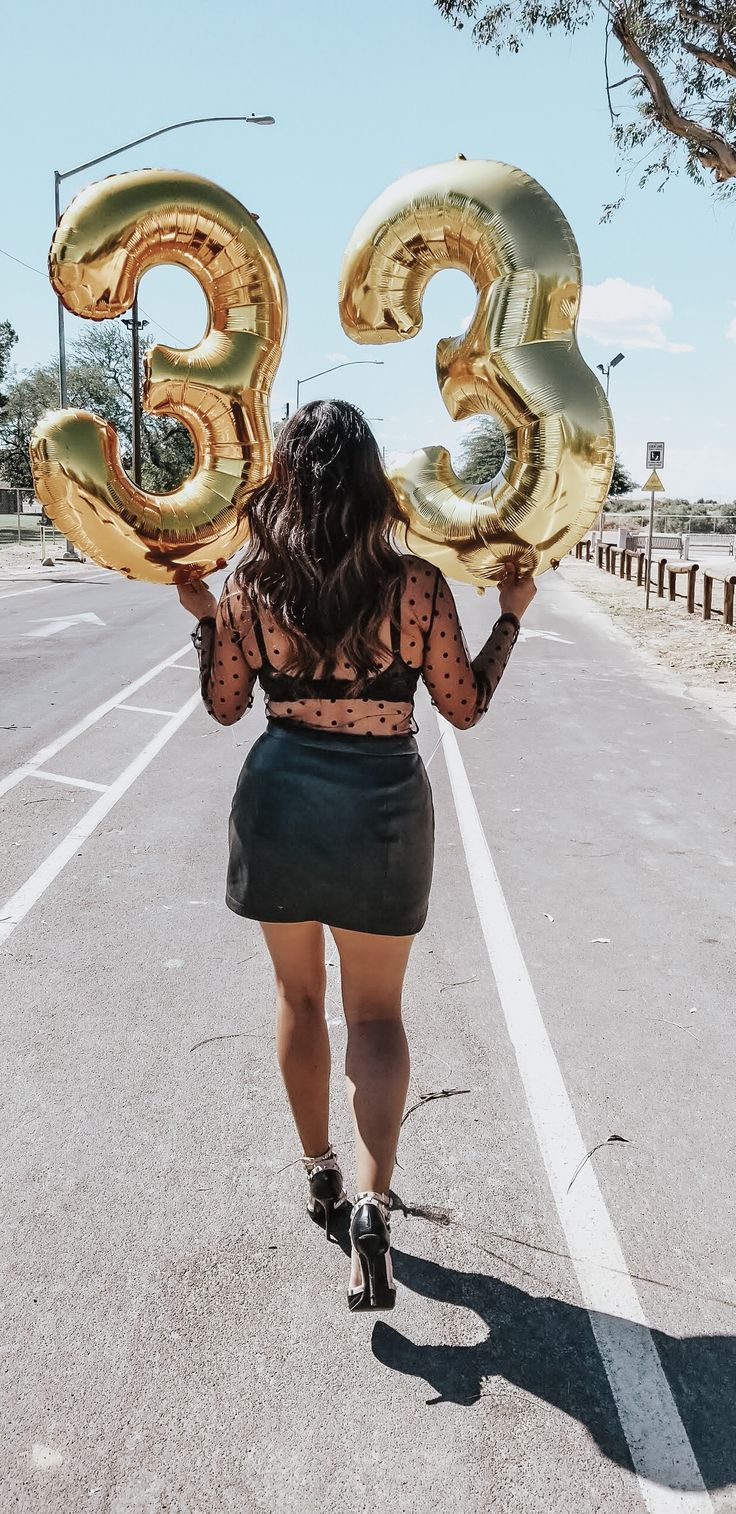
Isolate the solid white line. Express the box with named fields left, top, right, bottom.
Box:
left=0, top=587, right=47, bottom=601
left=170, top=663, right=199, bottom=672
left=0, top=642, right=191, bottom=803
left=117, top=704, right=179, bottom=717
left=440, top=718, right=712, bottom=1514
left=31, top=770, right=109, bottom=793
left=0, top=693, right=200, bottom=949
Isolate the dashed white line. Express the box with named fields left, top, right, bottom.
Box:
left=440, top=717, right=712, bottom=1514
left=0, top=693, right=200, bottom=949
left=0, top=642, right=190, bottom=802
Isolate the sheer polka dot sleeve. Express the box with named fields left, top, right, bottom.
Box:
left=421, top=571, right=520, bottom=729
left=191, top=579, right=256, bottom=727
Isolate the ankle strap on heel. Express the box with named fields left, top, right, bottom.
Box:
left=302, top=1145, right=340, bottom=1175
left=352, top=1191, right=391, bottom=1220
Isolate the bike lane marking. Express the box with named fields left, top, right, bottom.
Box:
left=0, top=692, right=199, bottom=949
left=0, top=643, right=191, bottom=802
left=440, top=716, right=712, bottom=1514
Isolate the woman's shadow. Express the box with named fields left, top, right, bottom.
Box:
left=370, top=1247, right=736, bottom=1493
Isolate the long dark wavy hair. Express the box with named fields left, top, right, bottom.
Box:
left=234, top=399, right=406, bottom=678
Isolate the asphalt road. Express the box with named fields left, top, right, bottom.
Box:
left=1, top=561, right=734, bottom=1514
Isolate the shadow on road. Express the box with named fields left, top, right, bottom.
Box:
left=372, top=1249, right=736, bottom=1492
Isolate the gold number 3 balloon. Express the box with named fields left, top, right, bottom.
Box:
left=31, top=159, right=610, bottom=586
left=30, top=169, right=286, bottom=583
left=339, top=157, right=614, bottom=585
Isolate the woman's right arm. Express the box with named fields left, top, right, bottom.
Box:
left=421, top=567, right=535, bottom=729
left=185, top=576, right=257, bottom=726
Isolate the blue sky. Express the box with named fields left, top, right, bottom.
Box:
left=2, top=0, right=735, bottom=499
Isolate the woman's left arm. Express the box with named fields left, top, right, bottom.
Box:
left=177, top=578, right=256, bottom=726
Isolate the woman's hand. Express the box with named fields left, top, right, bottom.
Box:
left=175, top=574, right=218, bottom=621
left=498, top=568, right=537, bottom=622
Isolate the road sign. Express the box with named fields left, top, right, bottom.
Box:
left=642, top=470, right=664, bottom=493
left=646, top=441, right=665, bottom=469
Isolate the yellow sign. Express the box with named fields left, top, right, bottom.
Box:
left=643, top=470, right=664, bottom=493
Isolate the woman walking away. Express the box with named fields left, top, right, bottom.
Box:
left=178, top=399, right=535, bottom=1312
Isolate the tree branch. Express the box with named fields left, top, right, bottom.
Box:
left=613, top=7, right=736, bottom=179
left=683, top=39, right=736, bottom=76
left=677, top=0, right=736, bottom=47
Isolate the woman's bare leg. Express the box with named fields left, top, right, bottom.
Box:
left=331, top=928, right=414, bottom=1195
left=260, top=920, right=331, bottom=1158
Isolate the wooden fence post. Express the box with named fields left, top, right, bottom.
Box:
left=725, top=576, right=736, bottom=628
left=687, top=564, right=698, bottom=614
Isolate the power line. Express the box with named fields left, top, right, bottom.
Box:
left=0, top=250, right=184, bottom=350
left=0, top=246, right=46, bottom=279
left=137, top=305, right=183, bottom=345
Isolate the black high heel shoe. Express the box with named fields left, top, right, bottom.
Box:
left=302, top=1146, right=348, bottom=1243
left=347, top=1192, right=396, bottom=1312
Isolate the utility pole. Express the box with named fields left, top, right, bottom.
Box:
left=122, top=299, right=148, bottom=487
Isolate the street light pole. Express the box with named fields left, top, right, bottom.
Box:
left=53, top=170, right=68, bottom=411
left=51, top=112, right=275, bottom=541
left=595, top=352, right=626, bottom=535
left=53, top=169, right=77, bottom=556
left=296, top=361, right=384, bottom=411
left=597, top=351, right=625, bottom=399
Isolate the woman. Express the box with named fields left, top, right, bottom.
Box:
left=178, top=399, right=535, bottom=1313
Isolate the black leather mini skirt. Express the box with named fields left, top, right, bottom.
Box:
left=226, top=719, right=435, bottom=936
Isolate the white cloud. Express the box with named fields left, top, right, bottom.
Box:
left=580, top=278, right=694, bottom=353
left=725, top=311, right=736, bottom=342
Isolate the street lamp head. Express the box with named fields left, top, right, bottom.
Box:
left=247, top=115, right=275, bottom=125
left=611, top=352, right=625, bottom=369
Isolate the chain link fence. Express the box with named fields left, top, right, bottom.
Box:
left=0, top=487, right=66, bottom=551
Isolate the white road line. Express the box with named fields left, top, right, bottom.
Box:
left=31, top=770, right=109, bottom=793
left=440, top=718, right=712, bottom=1514
left=170, top=663, right=199, bottom=672
left=0, top=642, right=190, bottom=803
left=0, top=693, right=200, bottom=949
left=118, top=704, right=179, bottom=717
left=0, top=587, right=48, bottom=601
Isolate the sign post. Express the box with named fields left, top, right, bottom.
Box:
left=643, top=465, right=665, bottom=609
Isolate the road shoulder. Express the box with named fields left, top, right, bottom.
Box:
left=558, top=558, right=736, bottom=730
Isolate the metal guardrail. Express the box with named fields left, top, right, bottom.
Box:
left=626, top=533, right=684, bottom=553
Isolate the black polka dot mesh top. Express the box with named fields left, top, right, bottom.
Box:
left=192, top=556, right=520, bottom=735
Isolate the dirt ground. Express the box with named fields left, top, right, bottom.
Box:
left=559, top=556, right=736, bottom=727
left=0, top=540, right=95, bottom=577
